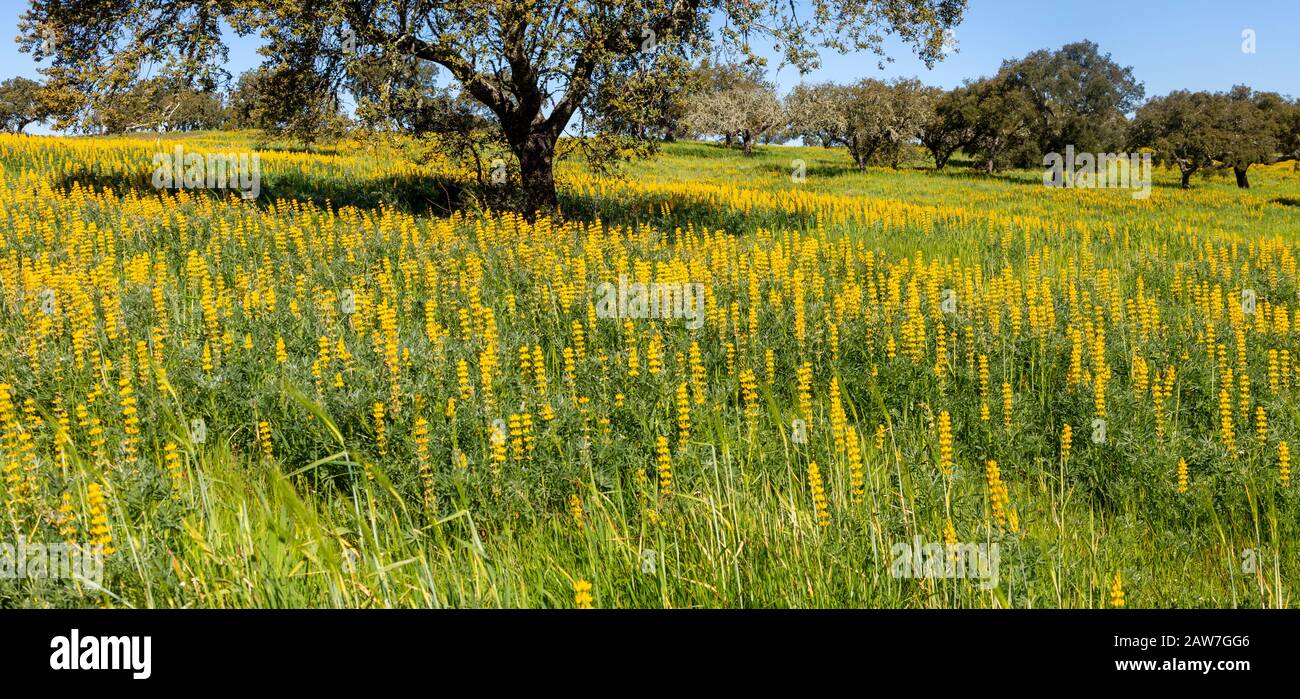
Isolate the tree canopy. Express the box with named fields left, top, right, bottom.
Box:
left=1130, top=87, right=1283, bottom=189
left=0, top=77, right=51, bottom=133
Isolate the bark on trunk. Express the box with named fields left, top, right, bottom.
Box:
left=742, top=131, right=753, bottom=156
left=1180, top=169, right=1192, bottom=189
left=1234, top=166, right=1250, bottom=189
left=515, top=134, right=558, bottom=217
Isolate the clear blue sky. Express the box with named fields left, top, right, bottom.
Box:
left=4, top=0, right=1298, bottom=133
left=769, top=0, right=1299, bottom=97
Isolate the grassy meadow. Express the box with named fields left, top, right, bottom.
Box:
left=0, top=131, right=1297, bottom=608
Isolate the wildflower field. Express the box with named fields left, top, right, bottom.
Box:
left=1, top=131, right=1297, bottom=608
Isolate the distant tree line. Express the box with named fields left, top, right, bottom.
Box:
left=691, top=41, right=1299, bottom=189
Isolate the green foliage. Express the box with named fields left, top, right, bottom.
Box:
left=0, top=77, right=50, bottom=134
left=1131, top=87, right=1287, bottom=189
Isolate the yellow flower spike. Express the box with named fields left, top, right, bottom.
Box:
left=568, top=493, right=585, bottom=530
left=573, top=580, right=594, bottom=609
left=86, top=482, right=114, bottom=556
left=655, top=435, right=672, bottom=497
left=808, top=461, right=829, bottom=528
left=937, top=410, right=954, bottom=476
left=1280, top=442, right=1291, bottom=488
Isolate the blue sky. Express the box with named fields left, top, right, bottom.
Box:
left=4, top=0, right=1298, bottom=133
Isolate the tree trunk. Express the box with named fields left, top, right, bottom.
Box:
left=515, top=133, right=558, bottom=217
left=742, top=131, right=753, bottom=156
left=470, top=146, right=485, bottom=187
left=1180, top=168, right=1192, bottom=189
left=724, top=132, right=733, bottom=148
left=1234, top=166, right=1250, bottom=189
left=928, top=146, right=949, bottom=170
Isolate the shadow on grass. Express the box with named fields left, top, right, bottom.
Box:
left=54, top=167, right=475, bottom=218
left=758, top=160, right=856, bottom=180
left=50, top=162, right=813, bottom=234
left=53, top=151, right=972, bottom=235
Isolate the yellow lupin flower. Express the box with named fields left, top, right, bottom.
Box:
left=739, top=369, right=759, bottom=431
left=984, top=459, right=1010, bottom=530
left=568, top=493, right=585, bottom=529
left=656, top=435, right=672, bottom=496
left=1279, top=441, right=1291, bottom=488
left=490, top=420, right=507, bottom=467
left=624, top=319, right=639, bottom=377
left=808, top=461, right=829, bottom=528
left=373, top=401, right=387, bottom=456
left=646, top=333, right=663, bottom=375
left=87, top=482, right=114, bottom=556
left=796, top=362, right=813, bottom=427
left=846, top=428, right=864, bottom=503
left=977, top=354, right=990, bottom=422
left=164, top=440, right=183, bottom=497
left=937, top=410, right=954, bottom=476
left=829, top=377, right=847, bottom=453
left=943, top=518, right=959, bottom=567
left=675, top=382, right=691, bottom=444
left=1218, top=384, right=1236, bottom=452
left=456, top=359, right=472, bottom=400
left=1254, top=405, right=1268, bottom=446
left=573, top=580, right=594, bottom=609
left=413, top=416, right=434, bottom=512
left=256, top=420, right=273, bottom=460
left=57, top=491, right=78, bottom=544
left=689, top=341, right=706, bottom=405
left=1001, top=381, right=1013, bottom=430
